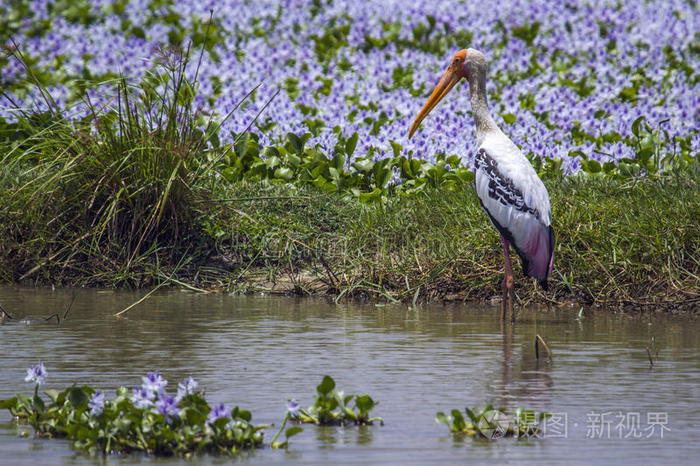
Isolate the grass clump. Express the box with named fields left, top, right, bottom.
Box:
left=0, top=43, right=223, bottom=287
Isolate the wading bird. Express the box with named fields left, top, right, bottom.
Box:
left=408, top=49, right=554, bottom=322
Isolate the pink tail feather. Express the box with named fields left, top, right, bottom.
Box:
left=517, top=223, right=555, bottom=289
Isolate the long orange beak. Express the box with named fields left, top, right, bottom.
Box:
left=408, top=67, right=462, bottom=139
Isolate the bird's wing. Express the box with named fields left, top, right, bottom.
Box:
left=474, top=136, right=554, bottom=285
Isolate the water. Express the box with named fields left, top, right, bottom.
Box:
left=0, top=286, right=698, bottom=464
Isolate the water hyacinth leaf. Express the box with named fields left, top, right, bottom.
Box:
left=0, top=397, right=18, bottom=410
left=435, top=411, right=450, bottom=426
left=286, top=426, right=303, bottom=438
left=331, top=152, right=346, bottom=171
left=502, top=113, right=516, bottom=125
left=631, top=116, right=646, bottom=137
left=68, top=386, right=89, bottom=408
left=345, top=132, right=358, bottom=157
left=352, top=158, right=375, bottom=173
left=446, top=155, right=462, bottom=168
left=464, top=407, right=478, bottom=424
left=451, top=409, right=466, bottom=431
left=265, top=156, right=281, bottom=170
left=355, top=394, right=375, bottom=413
left=569, top=150, right=587, bottom=160
left=358, top=188, right=383, bottom=203
left=262, top=146, right=279, bottom=159
left=374, top=167, right=393, bottom=188
left=236, top=408, right=252, bottom=422
left=274, top=167, right=294, bottom=181
left=317, top=375, right=335, bottom=395
left=389, top=140, right=403, bottom=158
left=33, top=393, right=45, bottom=413
left=603, top=162, right=616, bottom=174
left=234, top=132, right=251, bottom=158
left=44, top=389, right=60, bottom=403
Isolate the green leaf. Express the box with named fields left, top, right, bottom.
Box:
left=358, top=188, right=383, bottom=203
left=285, top=132, right=304, bottom=155
left=435, top=411, right=450, bottom=426
left=355, top=395, right=375, bottom=413
left=451, top=409, right=466, bottom=431
left=317, top=376, right=336, bottom=395
left=464, top=407, right=478, bottom=424
left=389, top=140, right=403, bottom=158
left=331, top=152, right=346, bottom=171
left=274, top=167, right=294, bottom=181
left=631, top=116, right=646, bottom=137
left=69, top=387, right=89, bottom=408
left=285, top=426, right=303, bottom=438
left=584, top=160, right=601, bottom=173
left=0, top=397, right=18, bottom=410
left=352, top=158, right=375, bottom=173
left=375, top=167, right=393, bottom=188
left=502, top=113, right=516, bottom=125
left=234, top=132, right=251, bottom=158
left=345, top=131, right=359, bottom=156
left=33, top=393, right=45, bottom=413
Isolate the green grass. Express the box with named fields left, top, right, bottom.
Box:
left=195, top=172, right=698, bottom=311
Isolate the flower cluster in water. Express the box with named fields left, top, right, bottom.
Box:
left=436, top=403, right=551, bottom=439
left=0, top=362, right=299, bottom=456
left=286, top=375, right=383, bottom=426
left=3, top=363, right=554, bottom=456
left=1, top=0, right=697, bottom=176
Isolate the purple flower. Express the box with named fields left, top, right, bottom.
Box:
left=176, top=376, right=198, bottom=400
left=156, top=395, right=180, bottom=418
left=141, top=371, right=167, bottom=394
left=89, top=390, right=105, bottom=416
left=130, top=386, right=155, bottom=409
left=24, top=360, right=48, bottom=386
left=287, top=399, right=300, bottom=418
left=208, top=403, right=230, bottom=424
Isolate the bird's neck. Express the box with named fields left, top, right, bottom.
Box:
left=467, top=67, right=499, bottom=143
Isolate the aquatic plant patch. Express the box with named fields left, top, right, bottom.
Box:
left=0, top=362, right=300, bottom=456
left=436, top=404, right=551, bottom=439
left=287, top=375, right=383, bottom=426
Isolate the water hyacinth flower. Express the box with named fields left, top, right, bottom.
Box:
left=155, top=395, right=180, bottom=418
left=131, top=386, right=156, bottom=409
left=88, top=390, right=105, bottom=416
left=287, top=399, right=300, bottom=418
left=141, top=371, right=167, bottom=394
left=208, top=403, right=231, bottom=424
left=24, top=360, right=48, bottom=386
left=176, top=376, right=198, bottom=400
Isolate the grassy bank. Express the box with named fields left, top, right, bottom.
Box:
left=1, top=154, right=697, bottom=311
left=198, top=173, right=700, bottom=311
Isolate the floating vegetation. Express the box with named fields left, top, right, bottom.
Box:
left=0, top=363, right=300, bottom=456
left=287, top=375, right=383, bottom=426
left=436, top=404, right=551, bottom=439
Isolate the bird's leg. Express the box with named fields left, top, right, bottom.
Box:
left=500, top=235, right=515, bottom=322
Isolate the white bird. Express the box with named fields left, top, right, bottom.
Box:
left=408, top=49, right=555, bottom=321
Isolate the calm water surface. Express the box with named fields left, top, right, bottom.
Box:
left=0, top=286, right=698, bottom=465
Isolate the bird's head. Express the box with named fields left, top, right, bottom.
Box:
left=409, top=48, right=484, bottom=139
